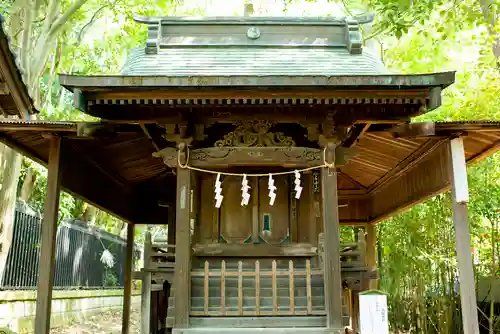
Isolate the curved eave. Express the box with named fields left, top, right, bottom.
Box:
left=0, top=15, right=37, bottom=117
left=59, top=72, right=455, bottom=90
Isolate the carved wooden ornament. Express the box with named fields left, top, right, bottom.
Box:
left=215, top=120, right=295, bottom=147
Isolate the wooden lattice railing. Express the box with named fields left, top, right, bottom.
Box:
left=190, top=259, right=325, bottom=317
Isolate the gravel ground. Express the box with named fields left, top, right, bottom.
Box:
left=50, top=305, right=140, bottom=334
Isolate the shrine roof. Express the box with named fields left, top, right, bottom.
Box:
left=0, top=15, right=36, bottom=117
left=59, top=15, right=454, bottom=91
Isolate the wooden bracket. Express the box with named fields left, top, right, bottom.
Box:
left=153, top=146, right=359, bottom=168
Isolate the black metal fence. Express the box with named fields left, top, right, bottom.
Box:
left=1, top=207, right=138, bottom=290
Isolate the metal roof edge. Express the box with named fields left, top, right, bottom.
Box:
left=132, top=14, right=375, bottom=26
left=59, top=71, right=456, bottom=90
left=0, top=119, right=80, bottom=132
left=0, top=15, right=37, bottom=117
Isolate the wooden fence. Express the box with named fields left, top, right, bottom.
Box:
left=190, top=259, right=325, bottom=317
left=1, top=207, right=138, bottom=289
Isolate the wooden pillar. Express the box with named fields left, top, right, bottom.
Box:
left=365, top=224, right=378, bottom=290
left=321, top=142, right=343, bottom=328
left=141, top=231, right=152, bottom=334
left=448, top=137, right=480, bottom=334
left=122, top=223, right=135, bottom=334
left=34, top=136, right=62, bottom=334
left=251, top=176, right=259, bottom=243
left=174, top=143, right=192, bottom=328
left=168, top=205, right=175, bottom=246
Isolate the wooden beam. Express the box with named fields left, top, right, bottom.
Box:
left=89, top=103, right=421, bottom=124
left=448, top=137, right=479, bottom=334
left=0, top=82, right=9, bottom=95
left=154, top=146, right=358, bottom=169
left=34, top=136, right=62, bottom=334
left=389, top=122, right=435, bottom=138
left=192, top=243, right=318, bottom=257
left=122, top=223, right=135, bottom=334
left=321, top=142, right=343, bottom=328
left=173, top=145, right=192, bottom=328
left=343, top=123, right=371, bottom=148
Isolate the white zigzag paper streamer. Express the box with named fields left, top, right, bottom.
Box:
left=214, top=173, right=223, bottom=208
left=241, top=174, right=251, bottom=206
left=294, top=170, right=303, bottom=199
left=268, top=174, right=277, bottom=206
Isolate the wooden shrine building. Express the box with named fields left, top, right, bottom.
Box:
left=1, top=13, right=500, bottom=334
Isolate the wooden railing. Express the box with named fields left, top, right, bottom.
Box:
left=318, top=230, right=367, bottom=271
left=136, top=232, right=176, bottom=334
left=190, top=259, right=325, bottom=317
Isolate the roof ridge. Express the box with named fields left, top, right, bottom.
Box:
left=133, top=14, right=375, bottom=26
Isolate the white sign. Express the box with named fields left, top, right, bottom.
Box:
left=359, top=293, right=389, bottom=334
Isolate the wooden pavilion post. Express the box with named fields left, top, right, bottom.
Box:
left=141, top=230, right=152, bottom=334
left=34, top=136, right=62, bottom=334
left=168, top=204, right=175, bottom=246
left=321, top=142, right=343, bottom=329
left=365, top=224, right=378, bottom=290
left=448, top=137, right=480, bottom=334
left=173, top=143, right=192, bottom=328
left=122, top=223, right=135, bottom=334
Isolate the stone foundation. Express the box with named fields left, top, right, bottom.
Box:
left=0, top=289, right=140, bottom=333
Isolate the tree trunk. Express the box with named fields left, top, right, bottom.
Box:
left=489, top=218, right=497, bottom=334
left=19, top=166, right=36, bottom=202
left=0, top=145, right=22, bottom=281
left=480, top=0, right=500, bottom=70
left=80, top=203, right=96, bottom=223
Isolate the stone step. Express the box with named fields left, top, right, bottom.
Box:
left=166, top=311, right=349, bottom=329
left=167, top=316, right=349, bottom=331
left=171, top=328, right=344, bottom=334
left=189, top=316, right=326, bottom=328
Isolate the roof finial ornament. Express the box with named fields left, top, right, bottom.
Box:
left=145, top=20, right=161, bottom=55
left=345, top=18, right=362, bottom=55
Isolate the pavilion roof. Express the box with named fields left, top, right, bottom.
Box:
left=0, top=119, right=498, bottom=225
left=0, top=15, right=36, bottom=117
